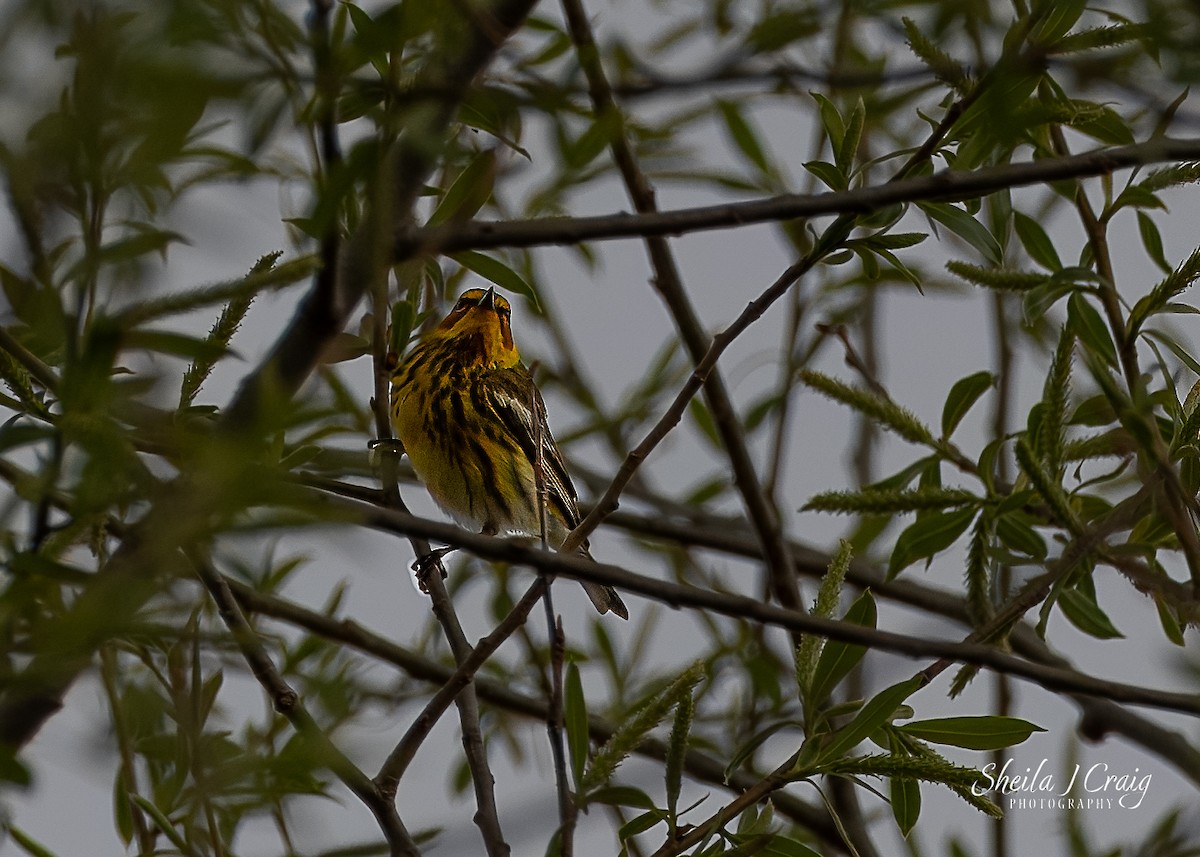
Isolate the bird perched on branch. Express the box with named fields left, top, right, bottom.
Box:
left=390, top=286, right=629, bottom=619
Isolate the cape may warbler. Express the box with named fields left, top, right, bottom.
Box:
left=390, top=286, right=629, bottom=619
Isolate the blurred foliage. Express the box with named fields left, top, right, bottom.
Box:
left=0, top=0, right=1199, bottom=855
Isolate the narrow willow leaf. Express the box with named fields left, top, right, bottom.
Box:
left=1058, top=588, right=1124, bottom=639
left=427, top=150, right=496, bottom=226
left=810, top=92, right=845, bottom=153
left=1066, top=293, right=1117, bottom=369
left=1155, top=596, right=1186, bottom=646
left=450, top=251, right=539, bottom=307
left=1030, top=0, right=1087, bottom=45
left=920, top=202, right=1003, bottom=265
left=1048, top=23, right=1152, bottom=54
left=887, top=506, right=977, bottom=580
left=994, top=512, right=1048, bottom=560
left=113, top=770, right=134, bottom=845
left=808, top=590, right=876, bottom=709
left=891, top=775, right=921, bottom=837
left=837, top=97, right=865, bottom=174
left=723, top=719, right=804, bottom=784
left=132, top=795, right=200, bottom=856
left=762, top=837, right=822, bottom=857
left=942, top=371, right=995, bottom=437
left=803, top=159, right=846, bottom=192
left=899, top=716, right=1046, bottom=750
left=718, top=99, right=773, bottom=176
left=1136, top=211, right=1171, bottom=274
left=565, top=662, right=588, bottom=793
left=7, top=826, right=59, bottom=857
left=1014, top=212, right=1062, bottom=271
left=817, top=676, right=922, bottom=762
left=588, top=786, right=659, bottom=810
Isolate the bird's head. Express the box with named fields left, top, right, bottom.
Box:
left=433, top=286, right=520, bottom=368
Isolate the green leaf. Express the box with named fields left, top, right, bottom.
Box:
left=1013, top=212, right=1062, bottom=271
left=7, top=826, right=59, bottom=857
left=837, top=97, right=865, bottom=174
left=941, top=371, right=995, bottom=437
left=718, top=99, right=772, bottom=176
left=920, top=202, right=1003, bottom=265
left=887, top=506, right=978, bottom=579
left=124, top=329, right=231, bottom=362
left=891, top=775, right=921, bottom=837
left=588, top=785, right=659, bottom=810
left=1058, top=587, right=1124, bottom=639
left=565, top=662, right=588, bottom=793
left=803, top=160, right=846, bottom=191
left=1067, top=293, right=1118, bottom=368
left=1031, top=0, right=1087, bottom=45
left=810, top=92, right=845, bottom=154
left=994, top=512, right=1048, bottom=560
left=1155, top=596, right=1186, bottom=647
left=427, top=150, right=496, bottom=226
left=618, top=808, right=668, bottom=842
left=763, top=837, right=822, bottom=857
left=899, top=716, right=1046, bottom=750
left=449, top=251, right=538, bottom=307
left=808, top=591, right=876, bottom=708
left=132, top=795, right=200, bottom=856
left=818, top=676, right=923, bottom=762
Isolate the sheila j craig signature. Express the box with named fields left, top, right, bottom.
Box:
left=973, top=758, right=1151, bottom=809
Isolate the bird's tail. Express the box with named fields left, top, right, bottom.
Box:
left=574, top=544, right=629, bottom=619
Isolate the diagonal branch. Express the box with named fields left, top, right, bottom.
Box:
left=192, top=552, right=422, bottom=857
left=559, top=0, right=801, bottom=615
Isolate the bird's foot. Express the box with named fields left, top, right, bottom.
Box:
left=412, top=546, right=455, bottom=592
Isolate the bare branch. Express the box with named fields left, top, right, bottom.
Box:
left=397, top=136, right=1200, bottom=255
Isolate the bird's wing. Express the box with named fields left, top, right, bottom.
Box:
left=478, top=366, right=583, bottom=527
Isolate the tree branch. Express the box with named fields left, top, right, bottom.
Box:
left=396, top=136, right=1200, bottom=256
left=192, top=552, right=422, bottom=857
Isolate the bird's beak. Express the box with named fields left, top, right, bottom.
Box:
left=476, top=287, right=497, bottom=310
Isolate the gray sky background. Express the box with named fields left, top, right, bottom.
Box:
left=5, top=0, right=1200, bottom=854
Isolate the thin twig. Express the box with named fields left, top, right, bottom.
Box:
left=422, top=567, right=512, bottom=857
left=375, top=579, right=548, bottom=795
left=528, top=365, right=576, bottom=853
left=0, top=0, right=542, bottom=757
left=560, top=0, right=802, bottom=618
left=223, top=578, right=859, bottom=854
left=191, top=552, right=422, bottom=857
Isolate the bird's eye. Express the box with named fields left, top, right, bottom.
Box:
left=497, top=303, right=511, bottom=318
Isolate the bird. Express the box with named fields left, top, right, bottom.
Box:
left=389, top=286, right=629, bottom=619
